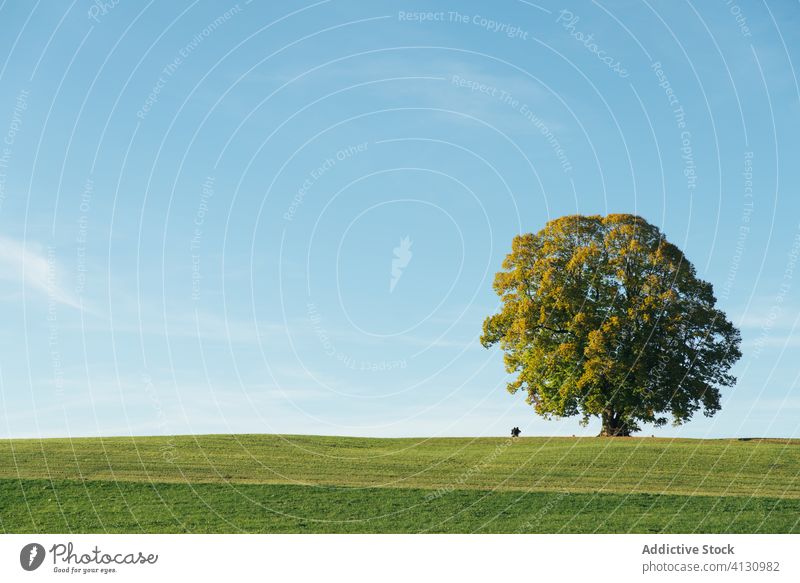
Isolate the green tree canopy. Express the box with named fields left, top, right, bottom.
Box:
left=481, top=214, right=742, bottom=436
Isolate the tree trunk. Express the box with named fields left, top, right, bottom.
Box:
left=599, top=408, right=632, bottom=437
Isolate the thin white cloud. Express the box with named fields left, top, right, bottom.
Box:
left=242, top=56, right=564, bottom=136
left=0, top=235, right=81, bottom=309
left=742, top=335, right=800, bottom=349
left=737, top=302, right=800, bottom=330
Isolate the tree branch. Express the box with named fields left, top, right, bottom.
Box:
left=533, top=325, right=575, bottom=336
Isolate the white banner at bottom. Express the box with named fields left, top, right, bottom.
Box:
left=0, top=534, right=797, bottom=582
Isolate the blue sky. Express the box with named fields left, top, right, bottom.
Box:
left=0, top=0, right=799, bottom=439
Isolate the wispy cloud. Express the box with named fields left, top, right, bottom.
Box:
left=742, top=335, right=800, bottom=349
left=0, top=236, right=80, bottom=309
left=240, top=56, right=562, bottom=136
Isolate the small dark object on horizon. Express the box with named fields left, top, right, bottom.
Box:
left=511, top=427, right=521, bottom=438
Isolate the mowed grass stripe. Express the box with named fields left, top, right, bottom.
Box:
left=2, top=478, right=798, bottom=533
left=1, top=435, right=799, bottom=498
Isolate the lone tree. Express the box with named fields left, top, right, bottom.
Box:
left=481, top=214, right=741, bottom=436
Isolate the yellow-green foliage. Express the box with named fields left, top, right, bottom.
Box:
left=482, top=214, right=742, bottom=435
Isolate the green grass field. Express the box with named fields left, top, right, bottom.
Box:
left=1, top=434, right=799, bottom=533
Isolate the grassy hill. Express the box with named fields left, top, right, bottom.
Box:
left=1, top=434, right=799, bottom=533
